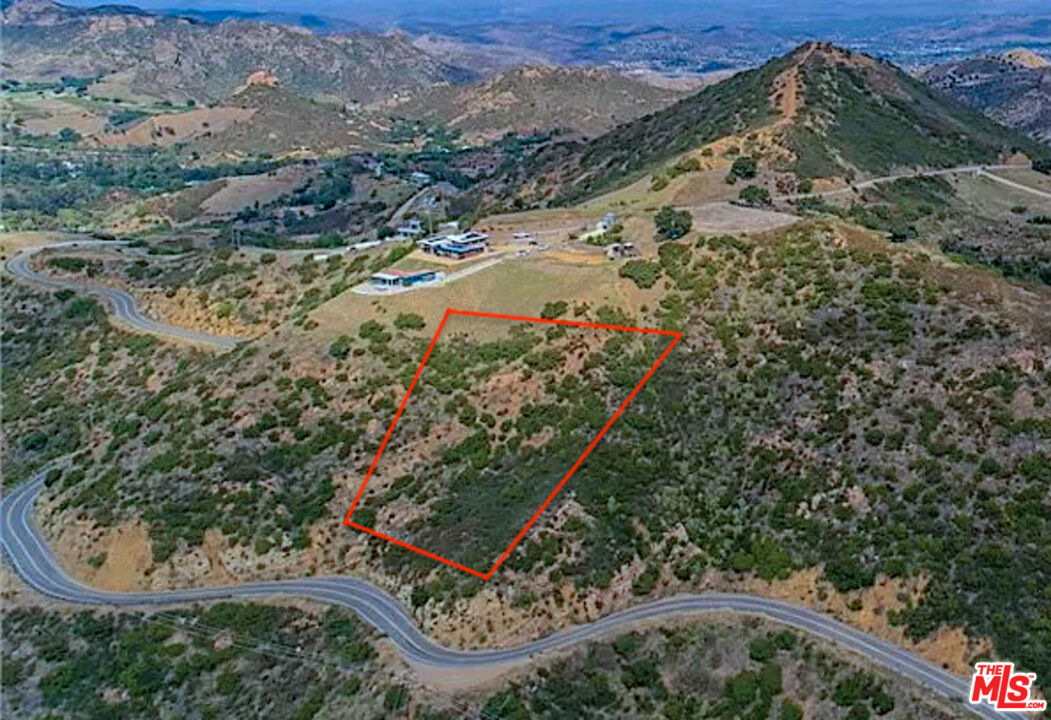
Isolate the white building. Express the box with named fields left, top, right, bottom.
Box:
left=395, top=219, right=425, bottom=238
left=597, top=212, right=619, bottom=232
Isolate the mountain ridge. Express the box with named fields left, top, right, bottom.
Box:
left=503, top=41, right=1048, bottom=207
left=372, top=64, right=689, bottom=142
left=0, top=0, right=475, bottom=103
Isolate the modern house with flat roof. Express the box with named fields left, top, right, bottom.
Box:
left=418, top=231, right=490, bottom=260
left=369, top=268, right=444, bottom=289
left=395, top=219, right=425, bottom=238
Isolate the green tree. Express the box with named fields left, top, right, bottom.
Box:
left=729, top=156, right=758, bottom=180
left=739, top=185, right=771, bottom=205
left=482, top=691, right=530, bottom=719
left=541, top=301, right=568, bottom=319
left=749, top=637, right=775, bottom=662
left=57, top=127, right=82, bottom=143
left=654, top=206, right=693, bottom=241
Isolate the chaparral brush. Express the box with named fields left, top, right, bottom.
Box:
left=2, top=1, right=1050, bottom=718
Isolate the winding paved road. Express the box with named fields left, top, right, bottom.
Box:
left=5, top=241, right=239, bottom=350
left=0, top=473, right=1018, bottom=719
left=1, top=238, right=1029, bottom=718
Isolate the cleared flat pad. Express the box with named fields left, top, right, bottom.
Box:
left=688, top=202, right=798, bottom=233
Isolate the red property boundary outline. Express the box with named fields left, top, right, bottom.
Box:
left=343, top=308, right=682, bottom=580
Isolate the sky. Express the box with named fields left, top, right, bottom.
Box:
left=63, top=0, right=1051, bottom=28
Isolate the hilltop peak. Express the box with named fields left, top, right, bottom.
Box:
left=2, top=0, right=72, bottom=23
left=784, top=41, right=884, bottom=71
left=999, top=47, right=1049, bottom=69
left=1, top=0, right=151, bottom=24
left=509, top=41, right=1042, bottom=205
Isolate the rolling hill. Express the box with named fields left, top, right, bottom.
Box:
left=507, top=42, right=1048, bottom=206
left=371, top=65, right=689, bottom=141
left=922, top=50, right=1051, bottom=142
left=0, top=0, right=473, bottom=103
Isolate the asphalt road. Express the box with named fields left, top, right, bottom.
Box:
left=1, top=473, right=1020, bottom=720
left=0, top=239, right=1026, bottom=718
left=6, top=241, right=240, bottom=350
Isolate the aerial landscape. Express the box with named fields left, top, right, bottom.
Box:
left=1, top=0, right=1050, bottom=718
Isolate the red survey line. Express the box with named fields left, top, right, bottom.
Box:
left=346, top=521, right=489, bottom=579
left=343, top=308, right=452, bottom=521
left=344, top=307, right=682, bottom=579
left=448, top=308, right=680, bottom=336
left=483, top=331, right=681, bottom=578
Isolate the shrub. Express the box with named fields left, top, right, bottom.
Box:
left=619, top=260, right=662, bottom=288
left=739, top=185, right=771, bottom=205
left=358, top=320, right=390, bottom=344
left=49, top=256, right=94, bottom=273
left=540, top=301, right=568, bottom=319
left=482, top=691, right=530, bottom=719
left=631, top=563, right=659, bottom=595
left=871, top=689, right=895, bottom=715
left=748, top=637, right=775, bottom=662
left=654, top=206, right=693, bottom=241
left=329, top=335, right=352, bottom=360
left=383, top=685, right=408, bottom=710
left=393, top=313, right=426, bottom=330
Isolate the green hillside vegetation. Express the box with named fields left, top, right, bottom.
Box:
left=508, top=43, right=1046, bottom=208
left=798, top=175, right=957, bottom=240
left=6, top=217, right=1051, bottom=695
left=2, top=1, right=463, bottom=105
left=353, top=323, right=673, bottom=573
left=515, top=53, right=784, bottom=205
left=1, top=608, right=954, bottom=720
left=788, top=51, right=1045, bottom=177
left=376, top=221, right=1051, bottom=690
left=798, top=174, right=1051, bottom=284
left=1, top=604, right=381, bottom=720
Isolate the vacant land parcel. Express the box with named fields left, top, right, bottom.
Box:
left=344, top=308, right=679, bottom=578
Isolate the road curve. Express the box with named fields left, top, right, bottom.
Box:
left=0, top=473, right=1017, bottom=720
left=779, top=163, right=1028, bottom=201
left=976, top=169, right=1051, bottom=201
left=5, top=241, right=240, bottom=350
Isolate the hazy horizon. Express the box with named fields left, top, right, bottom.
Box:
left=55, top=0, right=1051, bottom=30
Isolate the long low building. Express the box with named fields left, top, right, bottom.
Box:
left=369, top=268, right=444, bottom=289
